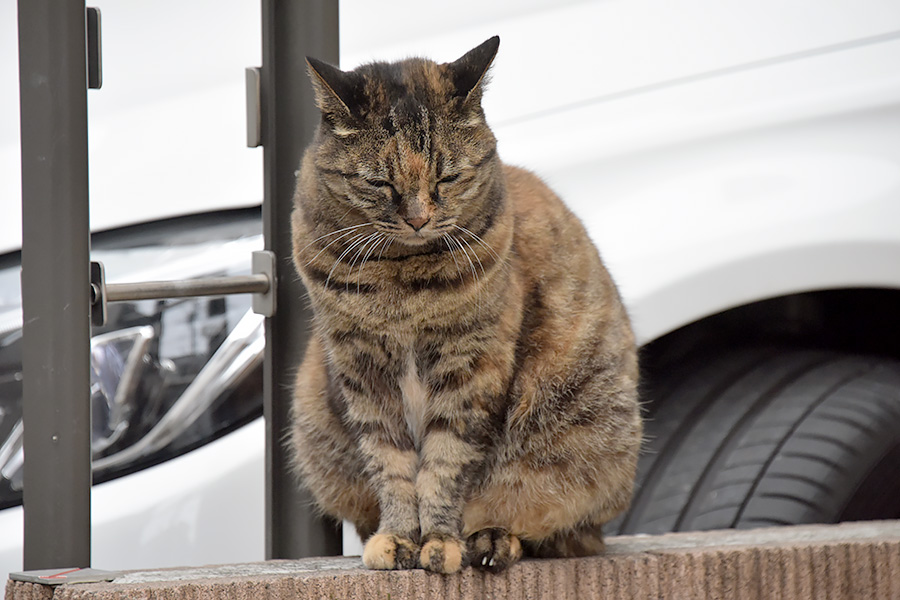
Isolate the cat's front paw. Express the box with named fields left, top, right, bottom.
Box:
left=363, top=533, right=420, bottom=570
left=419, top=532, right=466, bottom=574
left=467, top=528, right=523, bottom=572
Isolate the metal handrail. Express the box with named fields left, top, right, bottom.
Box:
left=102, top=275, right=269, bottom=302
left=89, top=250, right=276, bottom=326
left=16, top=0, right=341, bottom=573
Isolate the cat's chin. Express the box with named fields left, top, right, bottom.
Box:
left=398, top=233, right=436, bottom=247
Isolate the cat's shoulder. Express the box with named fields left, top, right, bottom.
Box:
left=501, top=163, right=577, bottom=228
left=501, top=163, right=548, bottom=194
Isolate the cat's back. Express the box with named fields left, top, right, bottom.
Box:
left=503, top=163, right=623, bottom=309
left=501, top=163, right=637, bottom=406
left=505, top=164, right=591, bottom=250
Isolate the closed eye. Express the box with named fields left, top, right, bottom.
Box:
left=367, top=179, right=394, bottom=189
left=438, top=173, right=460, bottom=184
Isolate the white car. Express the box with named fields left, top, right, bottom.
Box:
left=2, top=0, right=900, bottom=592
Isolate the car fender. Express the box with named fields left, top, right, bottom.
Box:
left=626, top=240, right=900, bottom=345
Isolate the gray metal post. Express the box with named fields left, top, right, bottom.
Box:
left=18, top=0, right=92, bottom=570
left=260, top=0, right=342, bottom=558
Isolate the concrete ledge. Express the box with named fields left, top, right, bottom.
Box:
left=7, top=521, right=900, bottom=600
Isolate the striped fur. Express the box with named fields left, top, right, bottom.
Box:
left=290, top=37, right=641, bottom=574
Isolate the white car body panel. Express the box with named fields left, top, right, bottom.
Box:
left=0, top=0, right=263, bottom=256
left=2, top=0, right=900, bottom=592
left=499, top=37, right=900, bottom=342
left=0, top=419, right=266, bottom=584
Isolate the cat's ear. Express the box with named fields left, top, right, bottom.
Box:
left=447, top=36, right=500, bottom=105
left=306, top=57, right=366, bottom=131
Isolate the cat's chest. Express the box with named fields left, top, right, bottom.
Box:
left=399, top=351, right=428, bottom=447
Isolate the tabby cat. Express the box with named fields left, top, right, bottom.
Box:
left=290, top=36, right=641, bottom=574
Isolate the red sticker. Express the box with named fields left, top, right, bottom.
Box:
left=39, top=568, right=82, bottom=580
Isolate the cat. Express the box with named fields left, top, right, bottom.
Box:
left=289, top=36, right=641, bottom=574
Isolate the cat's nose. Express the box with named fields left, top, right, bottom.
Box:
left=405, top=216, right=430, bottom=231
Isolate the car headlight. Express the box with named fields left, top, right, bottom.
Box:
left=0, top=209, right=265, bottom=509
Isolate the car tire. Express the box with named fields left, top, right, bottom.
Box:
left=609, top=347, right=900, bottom=535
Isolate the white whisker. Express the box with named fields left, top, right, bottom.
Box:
left=356, top=232, right=385, bottom=292
left=442, top=234, right=464, bottom=281
left=346, top=232, right=382, bottom=291
left=306, top=228, right=365, bottom=266
left=447, top=234, right=483, bottom=311
left=325, top=232, right=370, bottom=288
left=450, top=233, right=479, bottom=285
left=452, top=224, right=501, bottom=261
left=377, top=235, right=395, bottom=262
left=298, top=221, right=373, bottom=256
left=460, top=237, right=486, bottom=279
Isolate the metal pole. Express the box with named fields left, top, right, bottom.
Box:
left=18, top=0, right=92, bottom=570
left=260, top=0, right=342, bottom=558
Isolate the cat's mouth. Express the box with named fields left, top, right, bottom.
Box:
left=375, top=219, right=453, bottom=247
left=396, top=219, right=446, bottom=246
left=398, top=230, right=435, bottom=246
left=371, top=224, right=436, bottom=247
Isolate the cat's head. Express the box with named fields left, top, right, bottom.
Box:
left=305, top=36, right=501, bottom=247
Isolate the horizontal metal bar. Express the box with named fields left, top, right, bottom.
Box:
left=98, top=274, right=269, bottom=303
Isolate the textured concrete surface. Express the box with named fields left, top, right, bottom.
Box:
left=7, top=521, right=900, bottom=599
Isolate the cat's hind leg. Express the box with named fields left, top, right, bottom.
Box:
left=466, top=528, right=523, bottom=572
left=522, top=521, right=606, bottom=558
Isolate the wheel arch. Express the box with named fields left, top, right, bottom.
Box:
left=626, top=240, right=900, bottom=362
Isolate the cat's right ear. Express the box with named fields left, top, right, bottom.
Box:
left=306, top=57, right=365, bottom=133
left=447, top=36, right=500, bottom=106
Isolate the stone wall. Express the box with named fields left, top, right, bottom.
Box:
left=7, top=521, right=900, bottom=600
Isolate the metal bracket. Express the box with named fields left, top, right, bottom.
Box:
left=90, top=260, right=107, bottom=327
left=246, top=67, right=261, bottom=148
left=90, top=250, right=277, bottom=327
left=87, top=8, right=102, bottom=89
left=251, top=249, right=276, bottom=317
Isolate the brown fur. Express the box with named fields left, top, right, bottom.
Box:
left=290, top=37, right=641, bottom=574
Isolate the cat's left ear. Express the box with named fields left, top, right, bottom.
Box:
left=447, top=36, right=500, bottom=106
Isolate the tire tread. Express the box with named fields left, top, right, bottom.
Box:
left=617, top=347, right=900, bottom=534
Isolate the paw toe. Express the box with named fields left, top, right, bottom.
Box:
left=420, top=533, right=465, bottom=574
left=363, top=533, right=419, bottom=570
left=467, top=528, right=522, bottom=572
